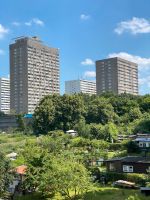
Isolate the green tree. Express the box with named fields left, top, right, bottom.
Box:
left=134, top=116, right=150, bottom=133
left=89, top=123, right=105, bottom=140
left=56, top=94, right=85, bottom=131
left=110, top=94, right=139, bottom=116
left=39, top=155, right=93, bottom=199
left=17, top=114, right=26, bottom=131
left=33, top=96, right=56, bottom=134
left=0, top=153, right=12, bottom=198
left=140, top=95, right=150, bottom=112
left=33, top=94, right=85, bottom=134
left=103, top=122, right=119, bottom=142
left=74, top=119, right=90, bottom=138
left=125, top=141, right=141, bottom=154
left=86, top=97, right=117, bottom=124
left=22, top=144, right=93, bottom=199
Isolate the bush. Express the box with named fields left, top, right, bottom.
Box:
left=125, top=141, right=141, bottom=154
left=127, top=173, right=146, bottom=186
left=100, top=172, right=146, bottom=186
left=109, top=143, right=124, bottom=151
left=113, top=150, right=128, bottom=158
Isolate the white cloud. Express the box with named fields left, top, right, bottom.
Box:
left=25, top=18, right=44, bottom=26
left=25, top=21, right=32, bottom=26
left=0, top=24, right=9, bottom=39
left=0, top=49, right=5, bottom=55
left=81, top=58, right=94, bottom=66
left=12, top=21, right=20, bottom=26
left=32, top=18, right=44, bottom=26
left=139, top=76, right=150, bottom=88
left=80, top=14, right=90, bottom=21
left=108, top=52, right=150, bottom=70
left=84, top=71, right=96, bottom=78
left=115, top=17, right=150, bottom=35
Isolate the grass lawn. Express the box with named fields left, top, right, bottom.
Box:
left=0, top=132, right=36, bottom=154
left=84, top=187, right=150, bottom=200
left=14, top=187, right=150, bottom=200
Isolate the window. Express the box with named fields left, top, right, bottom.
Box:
left=123, top=165, right=133, bottom=172
left=139, top=142, right=143, bottom=148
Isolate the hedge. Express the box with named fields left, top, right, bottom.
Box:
left=99, top=172, right=147, bottom=186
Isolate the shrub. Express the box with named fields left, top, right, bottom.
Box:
left=127, top=173, right=146, bottom=186
left=113, top=150, right=128, bottom=158
left=109, top=143, right=125, bottom=151
left=100, top=172, right=146, bottom=186
left=125, top=141, right=141, bottom=154
left=126, top=194, right=140, bottom=200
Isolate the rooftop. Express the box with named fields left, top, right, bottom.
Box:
left=15, top=165, right=27, bottom=175
left=106, top=156, right=150, bottom=163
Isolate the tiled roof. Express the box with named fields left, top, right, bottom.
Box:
left=15, top=165, right=27, bottom=175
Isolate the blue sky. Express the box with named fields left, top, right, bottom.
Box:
left=1, top=0, right=150, bottom=94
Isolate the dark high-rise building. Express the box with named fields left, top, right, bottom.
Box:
left=10, top=36, right=60, bottom=114
left=96, top=57, right=138, bottom=95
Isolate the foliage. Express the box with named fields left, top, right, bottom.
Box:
left=33, top=93, right=150, bottom=140
left=17, top=114, right=26, bottom=131
left=134, top=118, right=150, bottom=133
left=109, top=143, right=125, bottom=151
left=22, top=142, right=94, bottom=199
left=33, top=94, right=85, bottom=134
left=33, top=96, right=56, bottom=134
left=84, top=187, right=147, bottom=200
left=0, top=152, right=12, bottom=198
left=0, top=132, right=36, bottom=154
left=125, top=141, right=141, bottom=154
left=101, top=172, right=146, bottom=186
left=125, top=194, right=140, bottom=200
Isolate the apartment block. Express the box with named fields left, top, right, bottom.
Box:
left=0, top=77, right=10, bottom=114
left=65, top=79, right=96, bottom=95
left=10, top=36, right=60, bottom=114
left=96, top=57, right=138, bottom=95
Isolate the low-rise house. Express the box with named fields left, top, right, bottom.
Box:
left=118, top=133, right=150, bottom=144
left=105, top=156, right=150, bottom=174
left=134, top=138, right=150, bottom=148
left=118, top=135, right=136, bottom=142
left=66, top=130, right=78, bottom=137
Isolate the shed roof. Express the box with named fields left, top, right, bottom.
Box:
left=105, top=156, right=150, bottom=163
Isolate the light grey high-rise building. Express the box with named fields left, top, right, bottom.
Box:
left=0, top=77, right=10, bottom=114
left=96, top=57, right=138, bottom=95
left=10, top=36, right=60, bottom=114
left=65, top=79, right=96, bottom=95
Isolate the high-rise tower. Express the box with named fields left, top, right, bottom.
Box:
left=96, top=57, right=138, bottom=95
left=10, top=36, right=60, bottom=114
left=0, top=77, right=10, bottom=114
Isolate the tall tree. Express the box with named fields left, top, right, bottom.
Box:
left=0, top=153, right=12, bottom=198
left=33, top=96, right=56, bottom=134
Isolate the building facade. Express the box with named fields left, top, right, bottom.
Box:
left=0, top=77, right=10, bottom=114
left=10, top=36, right=60, bottom=114
left=105, top=156, right=150, bottom=174
left=96, top=57, right=138, bottom=95
left=65, top=79, right=96, bottom=95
